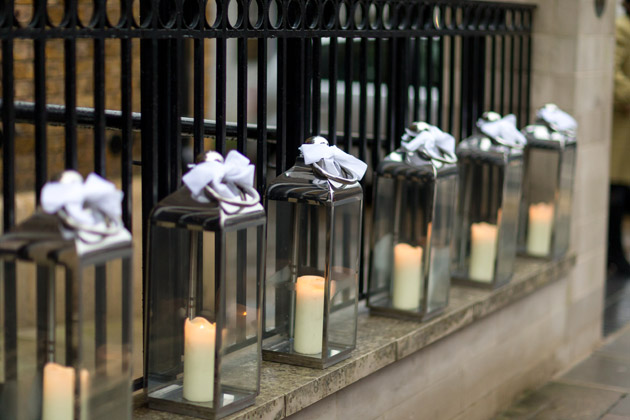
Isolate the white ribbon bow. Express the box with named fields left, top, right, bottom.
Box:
left=401, top=125, right=456, bottom=159
left=537, top=106, right=577, bottom=133
left=299, top=144, right=368, bottom=181
left=41, top=173, right=123, bottom=226
left=477, top=114, right=527, bottom=147
left=183, top=150, right=255, bottom=201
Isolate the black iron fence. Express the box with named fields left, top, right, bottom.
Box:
left=0, top=0, right=535, bottom=385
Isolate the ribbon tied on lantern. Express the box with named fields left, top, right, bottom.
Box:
left=299, top=138, right=368, bottom=184
left=41, top=171, right=125, bottom=240
left=537, top=104, right=577, bottom=134
left=401, top=124, right=457, bottom=163
left=477, top=114, right=527, bottom=148
left=183, top=150, right=260, bottom=210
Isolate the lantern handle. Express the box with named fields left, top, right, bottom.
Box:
left=310, top=161, right=359, bottom=185
left=57, top=208, right=124, bottom=243
left=204, top=184, right=261, bottom=207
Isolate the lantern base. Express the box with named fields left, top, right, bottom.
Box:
left=367, top=303, right=445, bottom=322
left=262, top=341, right=353, bottom=369
left=451, top=274, right=512, bottom=290
left=147, top=382, right=256, bottom=419
left=517, top=248, right=567, bottom=261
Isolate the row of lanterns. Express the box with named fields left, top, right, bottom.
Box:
left=0, top=105, right=577, bottom=419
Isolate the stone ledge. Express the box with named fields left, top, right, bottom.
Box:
left=134, top=255, right=576, bottom=420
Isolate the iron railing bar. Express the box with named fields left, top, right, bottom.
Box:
left=237, top=37, right=248, bottom=154
left=525, top=22, right=533, bottom=123
left=412, top=37, right=420, bottom=122
left=276, top=37, right=287, bottom=174
left=509, top=34, right=515, bottom=115
left=216, top=37, right=227, bottom=155
left=34, top=37, right=47, bottom=204
left=193, top=39, right=205, bottom=157
left=343, top=35, right=353, bottom=151
left=372, top=37, right=382, bottom=168
left=257, top=37, right=268, bottom=192
left=312, top=38, right=322, bottom=135
left=328, top=36, right=338, bottom=146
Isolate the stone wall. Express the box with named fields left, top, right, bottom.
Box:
left=286, top=1, right=615, bottom=419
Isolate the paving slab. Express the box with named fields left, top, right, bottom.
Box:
left=600, top=328, right=630, bottom=360
left=494, top=382, right=623, bottom=420
left=563, top=354, right=630, bottom=390
left=610, top=395, right=630, bottom=416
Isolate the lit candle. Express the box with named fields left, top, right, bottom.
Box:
left=294, top=275, right=325, bottom=355
left=42, top=362, right=75, bottom=420
left=527, top=202, right=554, bottom=257
left=183, top=317, right=216, bottom=403
left=391, top=243, right=423, bottom=310
left=469, top=222, right=498, bottom=283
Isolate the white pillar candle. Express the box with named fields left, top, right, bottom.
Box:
left=527, top=202, right=554, bottom=257
left=183, top=317, right=216, bottom=403
left=391, top=243, right=423, bottom=310
left=469, top=222, right=498, bottom=283
left=293, top=275, right=325, bottom=355
left=42, top=362, right=75, bottom=420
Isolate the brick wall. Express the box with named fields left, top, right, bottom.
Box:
left=1, top=0, right=142, bottom=193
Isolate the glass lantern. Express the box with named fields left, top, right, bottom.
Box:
left=0, top=171, right=133, bottom=420
left=518, top=104, right=577, bottom=259
left=144, top=151, right=265, bottom=419
left=263, top=136, right=366, bottom=369
left=452, top=113, right=526, bottom=289
left=368, top=123, right=458, bottom=320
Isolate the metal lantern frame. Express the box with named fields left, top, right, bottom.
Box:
left=0, top=210, right=134, bottom=420
left=367, top=145, right=458, bottom=321
left=452, top=130, right=524, bottom=289
left=144, top=181, right=266, bottom=419
left=518, top=123, right=577, bottom=260
left=262, top=150, right=363, bottom=370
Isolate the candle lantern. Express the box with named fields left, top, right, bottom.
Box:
left=518, top=104, right=577, bottom=259
left=144, top=151, right=265, bottom=419
left=263, top=137, right=367, bottom=369
left=452, top=113, right=527, bottom=288
left=367, top=123, right=458, bottom=320
left=0, top=171, right=133, bottom=420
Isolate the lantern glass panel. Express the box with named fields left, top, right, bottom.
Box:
left=145, top=186, right=264, bottom=418
left=263, top=160, right=362, bottom=369
left=80, top=258, right=133, bottom=419
left=556, top=145, right=576, bottom=256
left=328, top=198, right=361, bottom=351
left=494, top=159, right=523, bottom=284
left=426, top=174, right=457, bottom=315
left=368, top=176, right=396, bottom=303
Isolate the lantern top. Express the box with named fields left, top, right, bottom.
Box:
left=377, top=122, right=457, bottom=180
left=154, top=150, right=265, bottom=231
left=150, top=185, right=265, bottom=231
left=266, top=158, right=363, bottom=205
left=458, top=113, right=525, bottom=164
left=0, top=171, right=132, bottom=265
left=523, top=104, right=577, bottom=149
left=458, top=131, right=523, bottom=165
